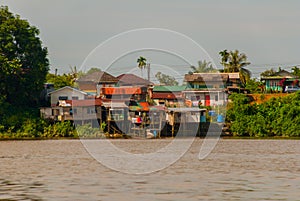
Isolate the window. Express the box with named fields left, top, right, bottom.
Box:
left=270, top=80, right=279, bottom=87
left=72, top=96, right=79, bottom=100
left=188, top=83, right=194, bottom=88
left=109, top=109, right=124, bottom=121
left=215, top=95, right=218, bottom=101
left=59, top=96, right=68, bottom=100
left=87, top=107, right=96, bottom=114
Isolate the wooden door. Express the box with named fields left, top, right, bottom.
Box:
left=205, top=95, right=210, bottom=106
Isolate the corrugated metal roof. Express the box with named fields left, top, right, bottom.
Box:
left=77, top=71, right=119, bottom=83
left=117, top=74, right=153, bottom=86
left=102, top=102, right=128, bottom=108
left=48, top=86, right=87, bottom=95
left=66, top=99, right=102, bottom=107
left=167, top=107, right=206, bottom=112
left=221, top=73, right=240, bottom=79
left=149, top=105, right=166, bottom=111
left=185, top=73, right=228, bottom=82
left=153, top=85, right=186, bottom=92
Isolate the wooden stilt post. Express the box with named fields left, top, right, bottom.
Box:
left=172, top=112, right=175, bottom=138
left=159, top=112, right=162, bottom=138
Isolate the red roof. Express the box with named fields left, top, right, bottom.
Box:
left=129, top=102, right=149, bottom=111
left=102, top=87, right=142, bottom=95
left=139, top=102, right=149, bottom=111
left=152, top=92, right=182, bottom=99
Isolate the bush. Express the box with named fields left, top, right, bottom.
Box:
left=43, top=121, right=76, bottom=138
left=75, top=124, right=105, bottom=138
left=226, top=92, right=300, bottom=137
left=0, top=116, right=78, bottom=139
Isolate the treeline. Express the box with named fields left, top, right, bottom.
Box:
left=0, top=121, right=106, bottom=139
left=0, top=119, right=76, bottom=139
left=0, top=110, right=105, bottom=139
left=226, top=92, right=300, bottom=137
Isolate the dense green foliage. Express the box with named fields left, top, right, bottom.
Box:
left=226, top=92, right=300, bottom=137
left=45, top=66, right=83, bottom=89
left=46, top=73, right=76, bottom=89
left=0, top=118, right=77, bottom=139
left=291, top=66, right=300, bottom=78
left=245, top=78, right=264, bottom=93
left=0, top=6, right=50, bottom=135
left=0, top=6, right=49, bottom=107
left=0, top=118, right=107, bottom=139
left=76, top=124, right=106, bottom=138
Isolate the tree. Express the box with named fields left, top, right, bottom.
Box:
left=245, top=78, right=264, bottom=93
left=291, top=66, right=300, bottom=77
left=0, top=6, right=49, bottom=107
left=219, top=49, right=251, bottom=86
left=46, top=73, right=75, bottom=89
left=155, top=72, right=178, bottom=86
left=226, top=92, right=300, bottom=137
left=190, top=60, right=217, bottom=73
left=86, top=67, right=101, bottom=75
left=137, top=56, right=147, bottom=77
left=260, top=68, right=277, bottom=77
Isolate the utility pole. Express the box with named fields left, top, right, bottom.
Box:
left=147, top=63, right=150, bottom=81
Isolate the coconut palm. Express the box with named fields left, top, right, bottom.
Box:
left=219, top=49, right=251, bottom=86
left=69, top=65, right=78, bottom=83
left=137, top=56, right=147, bottom=77
left=291, top=66, right=300, bottom=77
left=190, top=60, right=217, bottom=73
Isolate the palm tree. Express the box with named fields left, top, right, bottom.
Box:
left=190, top=60, right=217, bottom=73
left=219, top=49, right=251, bottom=86
left=69, top=65, right=78, bottom=84
left=137, top=56, right=147, bottom=77
left=291, top=66, right=300, bottom=77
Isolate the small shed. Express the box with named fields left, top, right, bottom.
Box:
left=166, top=107, right=207, bottom=137
left=48, top=86, right=87, bottom=107
left=101, top=101, right=128, bottom=134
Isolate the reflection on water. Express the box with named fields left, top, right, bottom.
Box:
left=0, top=179, right=43, bottom=201
left=0, top=139, right=299, bottom=200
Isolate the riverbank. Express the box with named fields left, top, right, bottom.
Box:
left=1, top=134, right=300, bottom=140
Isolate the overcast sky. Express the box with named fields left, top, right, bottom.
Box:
left=2, top=0, right=300, bottom=78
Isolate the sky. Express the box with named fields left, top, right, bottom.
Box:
left=2, top=0, right=300, bottom=79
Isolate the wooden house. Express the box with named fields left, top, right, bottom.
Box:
left=151, top=85, right=186, bottom=107
left=184, top=73, right=228, bottom=106
left=48, top=86, right=88, bottom=107
left=40, top=86, right=102, bottom=126
left=76, top=71, right=119, bottom=95
left=261, top=70, right=299, bottom=92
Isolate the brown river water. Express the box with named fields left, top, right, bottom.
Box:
left=0, top=139, right=299, bottom=201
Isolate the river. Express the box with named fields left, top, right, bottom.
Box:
left=0, top=139, right=299, bottom=200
